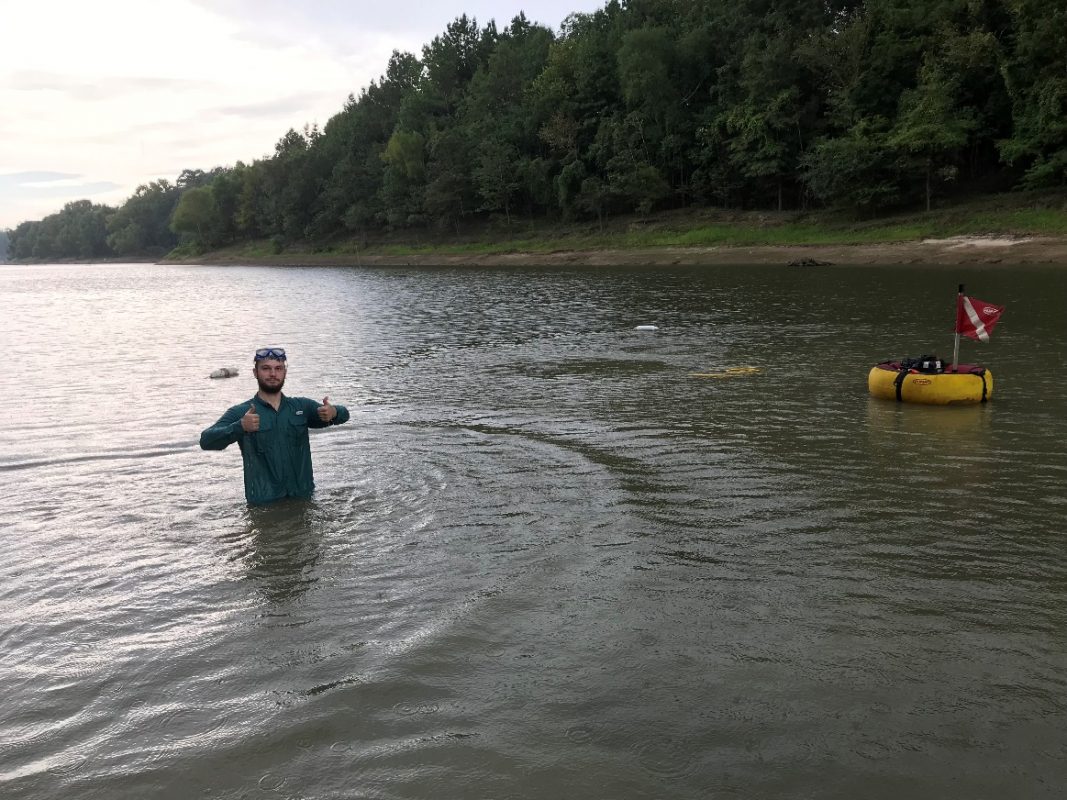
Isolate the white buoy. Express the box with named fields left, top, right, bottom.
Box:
left=634, top=325, right=659, bottom=331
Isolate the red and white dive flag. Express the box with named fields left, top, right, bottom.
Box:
left=956, top=295, right=1004, bottom=342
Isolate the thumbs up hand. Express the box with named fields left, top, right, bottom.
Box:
left=318, top=396, right=336, bottom=423
left=241, top=403, right=260, bottom=433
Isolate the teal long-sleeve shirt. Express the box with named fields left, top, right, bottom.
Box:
left=200, top=394, right=350, bottom=505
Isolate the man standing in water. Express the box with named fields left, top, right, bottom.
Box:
left=200, top=347, right=350, bottom=505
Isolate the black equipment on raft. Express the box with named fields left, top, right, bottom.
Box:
left=898, top=355, right=946, bottom=374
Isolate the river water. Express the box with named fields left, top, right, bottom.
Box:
left=1, top=261, right=1064, bottom=799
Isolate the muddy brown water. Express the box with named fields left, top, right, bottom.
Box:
left=1, top=262, right=1065, bottom=799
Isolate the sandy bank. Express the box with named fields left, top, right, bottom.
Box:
left=170, top=235, right=1067, bottom=268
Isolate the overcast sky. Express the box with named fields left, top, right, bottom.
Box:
left=0, top=0, right=605, bottom=230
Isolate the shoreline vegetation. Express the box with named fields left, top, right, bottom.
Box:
left=8, top=197, right=1067, bottom=268
left=163, top=200, right=1067, bottom=268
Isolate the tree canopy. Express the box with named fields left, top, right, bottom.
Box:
left=7, top=0, right=1066, bottom=260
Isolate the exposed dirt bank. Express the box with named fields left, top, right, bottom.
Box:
left=167, top=235, right=1067, bottom=269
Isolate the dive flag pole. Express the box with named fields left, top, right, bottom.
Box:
left=951, top=283, right=963, bottom=372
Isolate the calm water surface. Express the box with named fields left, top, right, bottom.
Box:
left=1, top=261, right=1065, bottom=799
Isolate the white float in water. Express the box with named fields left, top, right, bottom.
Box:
left=209, top=367, right=240, bottom=379
left=634, top=325, right=659, bottom=331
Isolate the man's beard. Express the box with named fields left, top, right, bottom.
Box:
left=256, top=376, right=285, bottom=394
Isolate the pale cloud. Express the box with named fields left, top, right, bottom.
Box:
left=0, top=172, right=123, bottom=227
left=0, top=0, right=604, bottom=229
left=212, top=93, right=345, bottom=121
left=6, top=70, right=209, bottom=98
left=0, top=172, right=81, bottom=185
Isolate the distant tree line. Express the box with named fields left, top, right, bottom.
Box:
left=0, top=229, right=8, bottom=261
left=6, top=0, right=1066, bottom=261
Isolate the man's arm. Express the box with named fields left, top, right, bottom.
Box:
left=309, top=396, right=350, bottom=428
left=200, top=405, right=247, bottom=450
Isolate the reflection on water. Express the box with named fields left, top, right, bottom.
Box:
left=865, top=397, right=993, bottom=439
left=242, top=501, right=326, bottom=605
left=1, top=262, right=1066, bottom=799
left=865, top=399, right=996, bottom=474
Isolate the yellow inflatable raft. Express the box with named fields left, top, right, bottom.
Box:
left=868, top=360, right=993, bottom=405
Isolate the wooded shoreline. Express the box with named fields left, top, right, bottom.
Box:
left=8, top=2, right=1067, bottom=266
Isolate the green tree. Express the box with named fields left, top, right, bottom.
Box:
left=461, top=15, right=556, bottom=218
left=5, top=200, right=114, bottom=260
left=8, top=220, right=40, bottom=260
left=421, top=15, right=497, bottom=119
left=617, top=26, right=672, bottom=116
left=576, top=175, right=610, bottom=228
left=473, top=138, right=521, bottom=224
left=529, top=2, right=625, bottom=217
left=380, top=129, right=427, bottom=227
left=610, top=162, right=670, bottom=214
left=720, top=30, right=815, bottom=210
left=889, top=60, right=975, bottom=211
left=554, top=158, right=588, bottom=220
left=176, top=168, right=212, bottom=190
left=106, top=180, right=179, bottom=256
left=802, top=119, right=902, bottom=211
left=424, top=126, right=475, bottom=231
left=313, top=54, right=418, bottom=237
left=589, top=113, right=670, bottom=213
left=170, top=185, right=219, bottom=246
left=1000, top=0, right=1067, bottom=186
left=234, top=162, right=273, bottom=239
left=266, top=126, right=330, bottom=241
left=208, top=165, right=244, bottom=243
